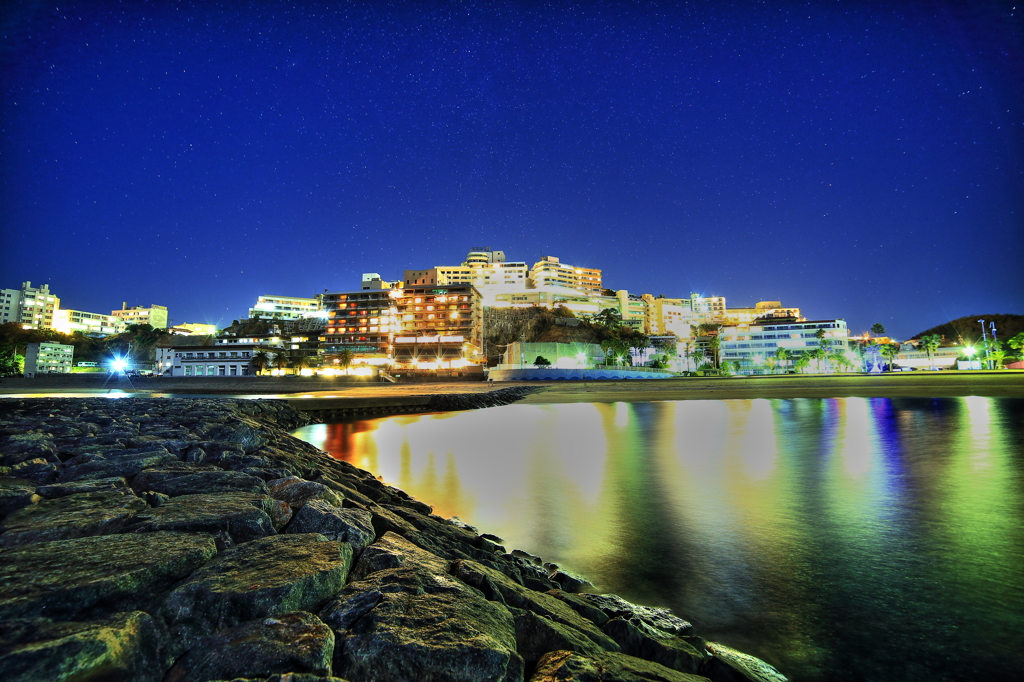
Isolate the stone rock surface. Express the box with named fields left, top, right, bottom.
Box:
left=125, top=492, right=283, bottom=545
left=0, top=531, right=217, bottom=620
left=0, top=489, right=149, bottom=547
left=164, top=611, right=335, bottom=682
left=132, top=466, right=269, bottom=497
left=285, top=500, right=375, bottom=555
left=268, top=477, right=345, bottom=509
left=531, top=650, right=712, bottom=682
left=702, top=642, right=788, bottom=682
left=163, top=533, right=352, bottom=649
left=0, top=610, right=168, bottom=682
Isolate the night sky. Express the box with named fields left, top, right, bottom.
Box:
left=3, top=0, right=1022, bottom=339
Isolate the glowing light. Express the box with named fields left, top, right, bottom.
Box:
left=111, top=358, right=127, bottom=372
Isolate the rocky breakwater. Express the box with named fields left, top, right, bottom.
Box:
left=0, top=397, right=786, bottom=682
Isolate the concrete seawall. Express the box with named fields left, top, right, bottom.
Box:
left=0, top=396, right=787, bottom=682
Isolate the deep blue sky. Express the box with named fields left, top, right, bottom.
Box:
left=3, top=0, right=1022, bottom=339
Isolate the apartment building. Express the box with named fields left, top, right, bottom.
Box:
left=320, top=288, right=399, bottom=363
left=1, top=282, right=60, bottom=330
left=392, top=284, right=482, bottom=368
left=248, top=295, right=321, bottom=321
left=530, top=256, right=602, bottom=294
left=720, top=319, right=850, bottom=374
left=111, top=303, right=168, bottom=329
left=24, top=342, right=74, bottom=376
left=53, top=309, right=124, bottom=336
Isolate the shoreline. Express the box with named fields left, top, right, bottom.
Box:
left=2, top=371, right=1022, bottom=405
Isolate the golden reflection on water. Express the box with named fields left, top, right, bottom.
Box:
left=292, top=396, right=1024, bottom=682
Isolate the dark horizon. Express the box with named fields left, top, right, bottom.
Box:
left=3, top=0, right=1022, bottom=340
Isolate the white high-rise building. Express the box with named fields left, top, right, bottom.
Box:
left=0, top=282, right=60, bottom=330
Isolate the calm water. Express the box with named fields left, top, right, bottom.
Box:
left=293, top=397, right=1024, bottom=682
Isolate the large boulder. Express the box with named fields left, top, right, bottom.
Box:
left=0, top=610, right=168, bottom=682
left=0, top=433, right=58, bottom=466
left=320, top=533, right=523, bottom=682
left=58, top=448, right=179, bottom=482
left=125, top=492, right=288, bottom=545
left=162, top=534, right=352, bottom=650
left=268, top=477, right=344, bottom=509
left=702, top=642, right=788, bottom=682
left=131, top=467, right=269, bottom=497
left=0, top=481, right=39, bottom=520
left=0, top=531, right=217, bottom=620
left=164, top=611, right=335, bottom=682
left=285, top=500, right=375, bottom=555
left=451, top=559, right=619, bottom=653
left=35, top=476, right=130, bottom=499
left=602, top=618, right=708, bottom=675
left=531, top=650, right=712, bottom=682
left=1, top=489, right=149, bottom=547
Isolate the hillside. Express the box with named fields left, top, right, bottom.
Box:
left=912, top=314, right=1024, bottom=344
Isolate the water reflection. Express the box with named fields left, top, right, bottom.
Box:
left=293, top=397, right=1024, bottom=682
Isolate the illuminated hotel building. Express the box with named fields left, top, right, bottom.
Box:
left=392, top=284, right=482, bottom=368
left=320, top=288, right=399, bottom=364
left=721, top=318, right=850, bottom=374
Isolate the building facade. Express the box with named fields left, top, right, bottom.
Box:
left=53, top=309, right=125, bottom=336
left=25, top=342, right=74, bottom=376
left=1, top=282, right=60, bottom=330
left=321, top=288, right=399, bottom=364
left=111, top=303, right=169, bottom=329
left=160, top=342, right=285, bottom=377
left=529, top=256, right=602, bottom=294
left=392, top=284, right=482, bottom=368
left=723, top=301, right=803, bottom=326
left=247, top=295, right=321, bottom=321
left=720, top=319, right=850, bottom=374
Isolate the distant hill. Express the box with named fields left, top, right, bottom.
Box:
left=912, top=314, right=1024, bottom=345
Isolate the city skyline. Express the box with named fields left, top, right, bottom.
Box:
left=3, top=1, right=1022, bottom=340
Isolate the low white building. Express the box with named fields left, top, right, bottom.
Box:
left=53, top=309, right=125, bottom=336
left=721, top=319, right=851, bottom=374
left=248, top=295, right=322, bottom=321
left=896, top=345, right=966, bottom=370
left=25, top=342, right=74, bottom=377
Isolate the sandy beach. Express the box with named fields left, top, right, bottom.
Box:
left=2, top=371, right=1021, bottom=404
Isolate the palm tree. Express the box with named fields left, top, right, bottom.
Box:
left=273, top=352, right=289, bottom=374
left=988, top=349, right=1009, bottom=369
left=292, top=352, right=309, bottom=375
left=774, top=347, right=791, bottom=374
left=919, top=334, right=941, bottom=369
left=764, top=356, right=778, bottom=375
left=880, top=343, right=900, bottom=372
left=250, top=350, right=270, bottom=376
left=336, top=348, right=354, bottom=373
left=793, top=354, right=811, bottom=374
